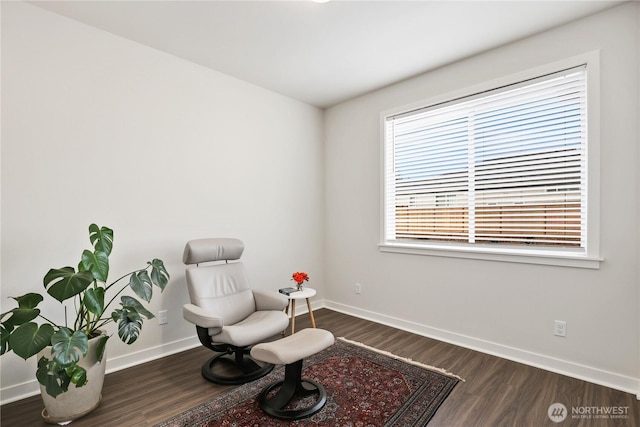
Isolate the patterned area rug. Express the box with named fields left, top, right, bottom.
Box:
left=156, top=337, right=461, bottom=427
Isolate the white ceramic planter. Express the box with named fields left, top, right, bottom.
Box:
left=37, top=334, right=107, bottom=425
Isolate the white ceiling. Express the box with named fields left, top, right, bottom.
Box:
left=31, top=1, right=624, bottom=108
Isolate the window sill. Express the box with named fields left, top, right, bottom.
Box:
left=378, top=243, right=603, bottom=269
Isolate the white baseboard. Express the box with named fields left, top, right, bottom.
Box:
left=323, top=300, right=639, bottom=397
left=0, top=335, right=201, bottom=405
left=4, top=300, right=636, bottom=404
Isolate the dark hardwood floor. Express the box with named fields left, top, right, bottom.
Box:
left=2, top=308, right=638, bottom=426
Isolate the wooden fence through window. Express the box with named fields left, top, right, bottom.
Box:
left=395, top=203, right=581, bottom=246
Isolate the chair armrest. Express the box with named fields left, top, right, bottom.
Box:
left=183, top=304, right=224, bottom=329
left=253, top=289, right=288, bottom=311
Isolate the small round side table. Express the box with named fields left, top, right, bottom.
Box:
left=283, top=287, right=316, bottom=335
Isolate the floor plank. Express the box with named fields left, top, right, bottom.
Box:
left=1, top=308, right=638, bottom=426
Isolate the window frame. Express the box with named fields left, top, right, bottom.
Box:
left=379, top=52, right=602, bottom=269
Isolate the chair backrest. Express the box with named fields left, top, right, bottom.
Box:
left=183, top=238, right=256, bottom=325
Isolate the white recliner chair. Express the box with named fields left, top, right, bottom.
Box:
left=182, top=238, right=289, bottom=385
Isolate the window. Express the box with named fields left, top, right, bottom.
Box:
left=382, top=61, right=601, bottom=268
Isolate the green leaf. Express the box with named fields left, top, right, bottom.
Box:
left=1, top=325, right=11, bottom=355
left=1, top=293, right=43, bottom=329
left=51, top=328, right=88, bottom=368
left=9, top=322, right=54, bottom=359
left=96, top=335, right=109, bottom=363
left=36, top=356, right=50, bottom=386
left=37, top=356, right=71, bottom=398
left=88, top=224, right=114, bottom=256
left=149, top=259, right=169, bottom=291
left=129, top=271, right=153, bottom=303
left=111, top=308, right=140, bottom=323
left=44, top=267, right=94, bottom=302
left=80, top=249, right=109, bottom=282
left=3, top=307, right=40, bottom=327
left=118, top=319, right=142, bottom=345
left=112, top=309, right=142, bottom=345
left=121, top=296, right=154, bottom=320
left=66, top=364, right=87, bottom=388
left=111, top=296, right=154, bottom=345
left=83, top=287, right=105, bottom=317
left=13, top=293, right=44, bottom=309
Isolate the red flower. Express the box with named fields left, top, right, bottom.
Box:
left=292, top=272, right=309, bottom=285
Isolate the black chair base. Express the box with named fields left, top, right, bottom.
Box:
left=201, top=352, right=274, bottom=385
left=257, top=359, right=326, bottom=420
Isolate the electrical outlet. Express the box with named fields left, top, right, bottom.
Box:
left=554, top=320, right=566, bottom=337
left=158, top=310, right=168, bottom=325
left=355, top=283, right=362, bottom=294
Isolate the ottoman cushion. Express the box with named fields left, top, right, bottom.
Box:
left=251, top=328, right=334, bottom=365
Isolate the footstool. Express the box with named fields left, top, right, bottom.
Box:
left=250, top=328, right=335, bottom=420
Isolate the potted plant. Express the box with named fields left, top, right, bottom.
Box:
left=0, top=224, right=169, bottom=423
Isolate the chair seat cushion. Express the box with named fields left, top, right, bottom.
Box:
left=212, top=310, right=289, bottom=348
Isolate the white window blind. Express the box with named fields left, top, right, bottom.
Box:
left=384, top=66, right=587, bottom=251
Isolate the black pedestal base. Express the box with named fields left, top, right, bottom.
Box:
left=258, top=359, right=327, bottom=420
left=201, top=351, right=274, bottom=385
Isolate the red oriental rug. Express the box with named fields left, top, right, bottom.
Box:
left=156, top=338, right=461, bottom=427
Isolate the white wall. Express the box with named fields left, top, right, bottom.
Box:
left=2, top=0, right=638, bottom=406
left=1, top=2, right=324, bottom=402
left=324, top=3, right=639, bottom=394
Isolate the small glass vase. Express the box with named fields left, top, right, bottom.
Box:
left=296, top=284, right=304, bottom=291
